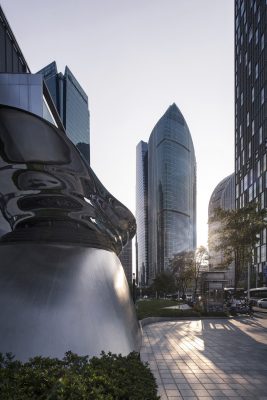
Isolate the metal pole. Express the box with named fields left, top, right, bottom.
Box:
left=247, top=264, right=251, bottom=300
left=132, top=273, right=136, bottom=304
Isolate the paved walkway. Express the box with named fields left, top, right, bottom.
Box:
left=141, top=317, right=267, bottom=399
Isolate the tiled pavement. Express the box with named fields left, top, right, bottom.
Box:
left=140, top=318, right=267, bottom=399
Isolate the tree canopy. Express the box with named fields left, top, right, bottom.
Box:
left=209, top=202, right=267, bottom=290
left=169, top=251, right=194, bottom=296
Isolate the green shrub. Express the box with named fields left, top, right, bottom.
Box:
left=200, top=311, right=229, bottom=317
left=0, top=351, right=159, bottom=400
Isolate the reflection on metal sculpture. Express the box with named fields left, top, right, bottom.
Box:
left=0, top=105, right=140, bottom=360
left=0, top=105, right=135, bottom=252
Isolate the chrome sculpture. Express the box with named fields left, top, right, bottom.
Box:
left=0, top=105, right=141, bottom=361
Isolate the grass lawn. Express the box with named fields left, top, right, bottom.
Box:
left=136, top=299, right=229, bottom=320
left=136, top=299, right=199, bottom=320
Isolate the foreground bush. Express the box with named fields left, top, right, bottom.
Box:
left=0, top=351, right=159, bottom=400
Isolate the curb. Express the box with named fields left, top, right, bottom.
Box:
left=140, top=315, right=253, bottom=328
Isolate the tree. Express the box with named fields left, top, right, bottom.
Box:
left=152, top=271, right=176, bottom=298
left=209, top=202, right=267, bottom=291
left=169, top=251, right=194, bottom=297
left=192, top=246, right=209, bottom=298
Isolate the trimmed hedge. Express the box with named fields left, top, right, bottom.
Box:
left=0, top=351, right=159, bottom=400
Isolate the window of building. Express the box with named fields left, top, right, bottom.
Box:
left=259, top=126, right=263, bottom=144
left=257, top=160, right=261, bottom=177
left=254, top=181, right=257, bottom=198
left=248, top=141, right=251, bottom=158
left=257, top=246, right=261, bottom=263
left=252, top=87, right=254, bottom=102
left=263, top=228, right=267, bottom=244
left=249, top=185, right=253, bottom=201
left=259, top=176, right=263, bottom=193
left=244, top=174, right=248, bottom=190
left=262, top=245, right=266, bottom=263
left=250, top=169, right=253, bottom=184
left=248, top=61, right=251, bottom=75
left=239, top=124, right=242, bottom=137
left=249, top=27, right=252, bottom=42
left=245, top=51, right=248, bottom=65
left=241, top=136, right=244, bottom=150
left=263, top=154, right=266, bottom=172
left=255, top=29, right=258, bottom=45
left=257, top=9, right=260, bottom=23
left=241, top=92, right=243, bottom=105
left=261, top=88, right=264, bottom=105
left=261, top=192, right=265, bottom=210
left=252, top=119, right=255, bottom=135
left=261, top=34, right=264, bottom=51
left=247, top=112, right=250, bottom=127
left=255, top=63, right=259, bottom=79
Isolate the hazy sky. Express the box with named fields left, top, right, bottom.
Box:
left=1, top=0, right=234, bottom=247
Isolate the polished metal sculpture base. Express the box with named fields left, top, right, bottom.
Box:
left=0, top=243, right=141, bottom=361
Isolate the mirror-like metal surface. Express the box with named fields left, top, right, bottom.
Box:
left=0, top=244, right=141, bottom=361
left=0, top=105, right=140, bottom=360
left=0, top=105, right=136, bottom=254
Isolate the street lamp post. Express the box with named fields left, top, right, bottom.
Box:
left=132, top=273, right=136, bottom=304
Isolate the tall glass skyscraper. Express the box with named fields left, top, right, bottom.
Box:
left=148, top=104, right=196, bottom=280
left=136, top=104, right=196, bottom=285
left=39, top=62, right=90, bottom=164
left=0, top=5, right=29, bottom=74
left=118, top=240, right=133, bottom=286
left=136, top=141, right=148, bottom=286
left=235, top=1, right=267, bottom=284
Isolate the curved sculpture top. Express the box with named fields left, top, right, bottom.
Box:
left=0, top=105, right=136, bottom=254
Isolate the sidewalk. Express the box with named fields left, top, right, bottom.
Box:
left=141, top=318, right=267, bottom=399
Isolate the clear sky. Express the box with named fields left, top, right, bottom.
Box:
left=1, top=0, right=235, bottom=248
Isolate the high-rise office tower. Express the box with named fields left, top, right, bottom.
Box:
left=136, top=141, right=148, bottom=286
left=148, top=104, right=196, bottom=281
left=0, top=6, right=63, bottom=130
left=39, top=62, right=90, bottom=164
left=0, top=5, right=29, bottom=74
left=208, top=173, right=235, bottom=286
left=235, top=0, right=267, bottom=284
left=136, top=104, right=196, bottom=285
left=118, top=240, right=133, bottom=286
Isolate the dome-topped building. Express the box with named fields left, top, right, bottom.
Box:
left=208, top=173, right=235, bottom=286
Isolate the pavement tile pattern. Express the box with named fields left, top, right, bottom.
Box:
left=141, top=318, right=267, bottom=400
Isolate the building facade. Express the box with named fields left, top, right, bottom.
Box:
left=136, top=141, right=148, bottom=286
left=208, top=173, right=235, bottom=286
left=39, top=62, right=90, bottom=164
left=118, top=240, right=133, bottom=286
left=0, top=6, right=63, bottom=130
left=235, top=0, right=267, bottom=284
left=0, top=5, right=29, bottom=74
left=147, top=104, right=196, bottom=283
